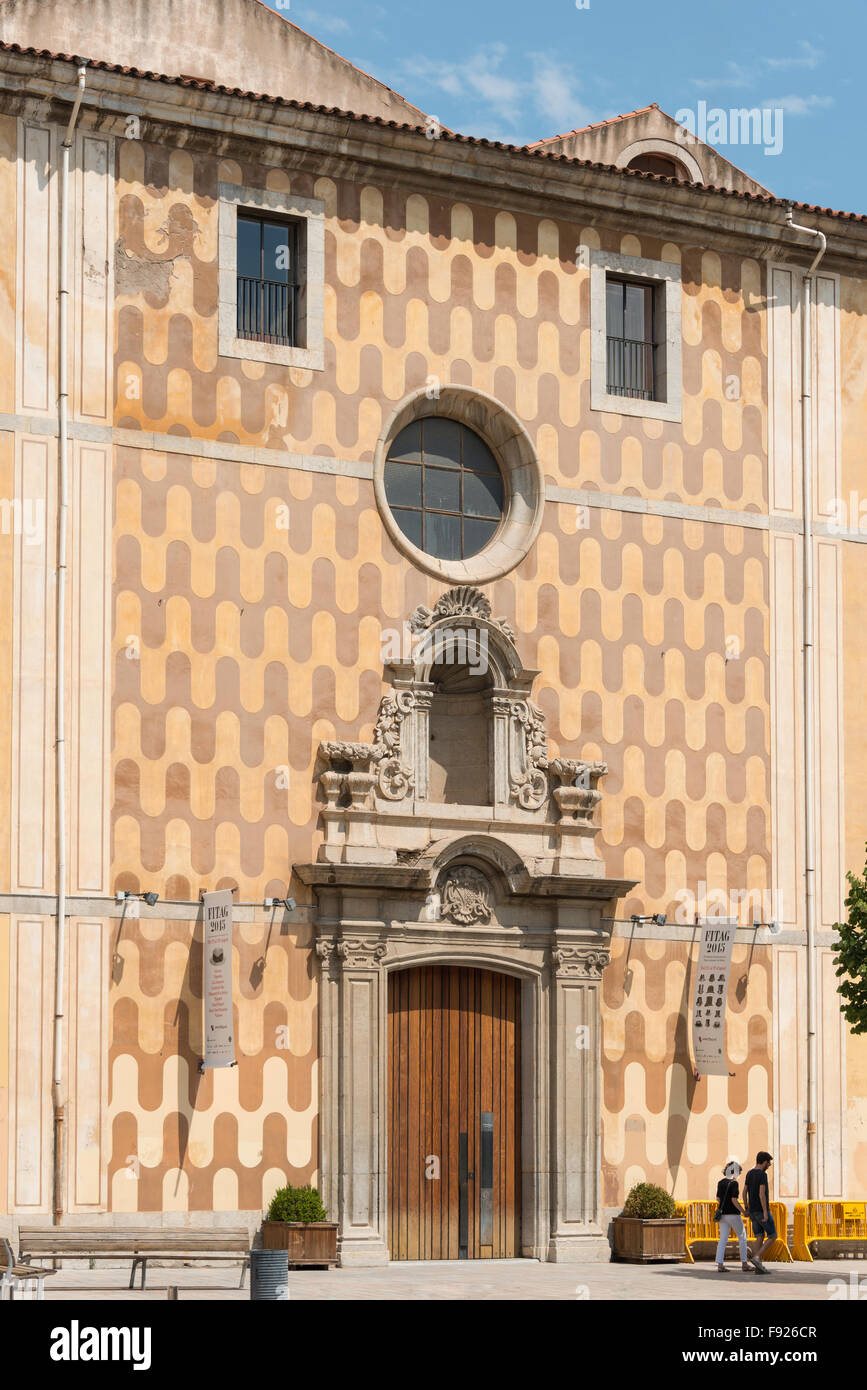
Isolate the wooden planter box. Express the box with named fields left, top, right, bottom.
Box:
left=261, top=1221, right=338, bottom=1267
left=612, top=1216, right=686, bottom=1263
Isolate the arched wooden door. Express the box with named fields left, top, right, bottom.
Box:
left=387, top=965, right=521, bottom=1260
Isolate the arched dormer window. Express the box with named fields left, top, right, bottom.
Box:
left=625, top=152, right=690, bottom=180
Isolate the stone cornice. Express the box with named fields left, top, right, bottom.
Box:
left=1, top=50, right=866, bottom=273
left=295, top=860, right=637, bottom=902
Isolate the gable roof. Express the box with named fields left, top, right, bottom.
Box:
left=0, top=0, right=431, bottom=124
left=526, top=103, right=772, bottom=197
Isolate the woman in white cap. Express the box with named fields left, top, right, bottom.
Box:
left=714, top=1157, right=752, bottom=1273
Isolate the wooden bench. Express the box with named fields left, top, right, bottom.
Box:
left=2, top=1238, right=57, bottom=1300
left=17, top=1227, right=251, bottom=1289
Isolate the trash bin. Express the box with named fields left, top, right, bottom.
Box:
left=249, top=1248, right=288, bottom=1300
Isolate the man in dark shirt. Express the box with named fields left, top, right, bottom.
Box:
left=744, top=1152, right=775, bottom=1271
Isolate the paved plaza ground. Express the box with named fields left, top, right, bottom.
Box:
left=12, top=1257, right=864, bottom=1301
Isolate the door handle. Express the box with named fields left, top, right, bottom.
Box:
left=467, top=1171, right=474, bottom=1180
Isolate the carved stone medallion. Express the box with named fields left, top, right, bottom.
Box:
left=440, top=866, right=493, bottom=925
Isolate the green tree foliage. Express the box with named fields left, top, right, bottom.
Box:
left=621, top=1182, right=677, bottom=1219
left=833, top=850, right=867, bottom=1034
left=267, top=1183, right=328, bottom=1223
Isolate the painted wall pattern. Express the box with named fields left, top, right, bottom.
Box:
left=108, top=916, right=317, bottom=1212
left=602, top=938, right=773, bottom=1205
left=4, top=104, right=866, bottom=1218
left=107, top=137, right=772, bottom=1209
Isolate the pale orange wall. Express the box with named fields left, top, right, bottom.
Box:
left=602, top=936, right=772, bottom=1206
left=0, top=915, right=8, bottom=1215
left=847, top=1030, right=867, bottom=1193
left=838, top=273, right=867, bottom=1196
left=0, top=113, right=15, bottom=414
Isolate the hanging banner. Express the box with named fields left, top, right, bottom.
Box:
left=202, top=890, right=235, bottom=1068
left=692, top=918, right=737, bottom=1075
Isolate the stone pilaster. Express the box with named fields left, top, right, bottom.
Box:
left=334, top=933, right=390, bottom=1266
left=490, top=692, right=513, bottom=805
left=548, top=943, right=610, bottom=1262
left=314, top=936, right=340, bottom=1224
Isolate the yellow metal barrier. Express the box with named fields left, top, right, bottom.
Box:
left=793, top=1201, right=867, bottom=1261
left=676, top=1200, right=792, bottom=1263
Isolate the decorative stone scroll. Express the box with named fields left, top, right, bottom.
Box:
left=508, top=699, right=550, bottom=810
left=372, top=690, right=415, bottom=801
left=551, top=946, right=610, bottom=979
left=318, top=690, right=416, bottom=804
left=506, top=708, right=608, bottom=816
left=440, top=866, right=493, bottom=925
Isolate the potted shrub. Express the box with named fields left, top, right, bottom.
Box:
left=611, top=1182, right=686, bottom=1262
left=262, top=1184, right=338, bottom=1267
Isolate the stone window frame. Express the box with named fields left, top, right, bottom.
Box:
left=373, top=385, right=544, bottom=583
left=589, top=248, right=682, bottom=423
left=217, top=182, right=325, bottom=371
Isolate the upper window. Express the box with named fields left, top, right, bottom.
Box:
left=625, top=153, right=690, bottom=181
left=605, top=277, right=656, bottom=401
left=218, top=183, right=325, bottom=371
left=589, top=250, right=682, bottom=423
left=236, top=213, right=301, bottom=348
left=384, top=418, right=504, bottom=561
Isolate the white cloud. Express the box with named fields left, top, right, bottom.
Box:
left=762, top=93, right=833, bottom=115
left=765, top=40, right=823, bottom=71
left=691, top=61, right=757, bottom=90
left=692, top=43, right=825, bottom=89
left=401, top=45, right=591, bottom=135
left=294, top=8, right=351, bottom=36
left=528, top=55, right=592, bottom=130
left=402, top=46, right=522, bottom=124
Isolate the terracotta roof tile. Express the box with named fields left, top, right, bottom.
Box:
left=1, top=43, right=863, bottom=224
left=526, top=104, right=659, bottom=148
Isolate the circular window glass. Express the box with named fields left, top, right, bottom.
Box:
left=383, top=418, right=504, bottom=561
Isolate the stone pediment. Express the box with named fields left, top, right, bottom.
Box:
left=526, top=104, right=772, bottom=196
left=315, top=586, right=607, bottom=879
left=0, top=0, right=429, bottom=124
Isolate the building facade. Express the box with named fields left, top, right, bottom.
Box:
left=0, top=0, right=865, bottom=1262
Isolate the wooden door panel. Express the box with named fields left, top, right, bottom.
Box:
left=388, top=965, right=521, bottom=1260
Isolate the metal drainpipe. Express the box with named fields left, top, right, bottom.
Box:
left=53, top=60, right=87, bottom=1226
left=785, top=205, right=826, bottom=1203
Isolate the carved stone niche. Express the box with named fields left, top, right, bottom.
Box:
left=315, top=585, right=608, bottom=875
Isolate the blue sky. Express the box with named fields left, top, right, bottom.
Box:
left=264, top=0, right=865, bottom=213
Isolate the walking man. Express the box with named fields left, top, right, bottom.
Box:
left=744, top=1151, right=776, bottom=1273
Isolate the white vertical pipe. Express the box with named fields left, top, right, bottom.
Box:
left=53, top=61, right=87, bottom=1226
left=785, top=207, right=826, bottom=1202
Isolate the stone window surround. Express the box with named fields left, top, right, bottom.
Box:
left=373, top=385, right=545, bottom=584
left=217, top=181, right=325, bottom=371
left=589, top=248, right=683, bottom=423
left=615, top=138, right=704, bottom=184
